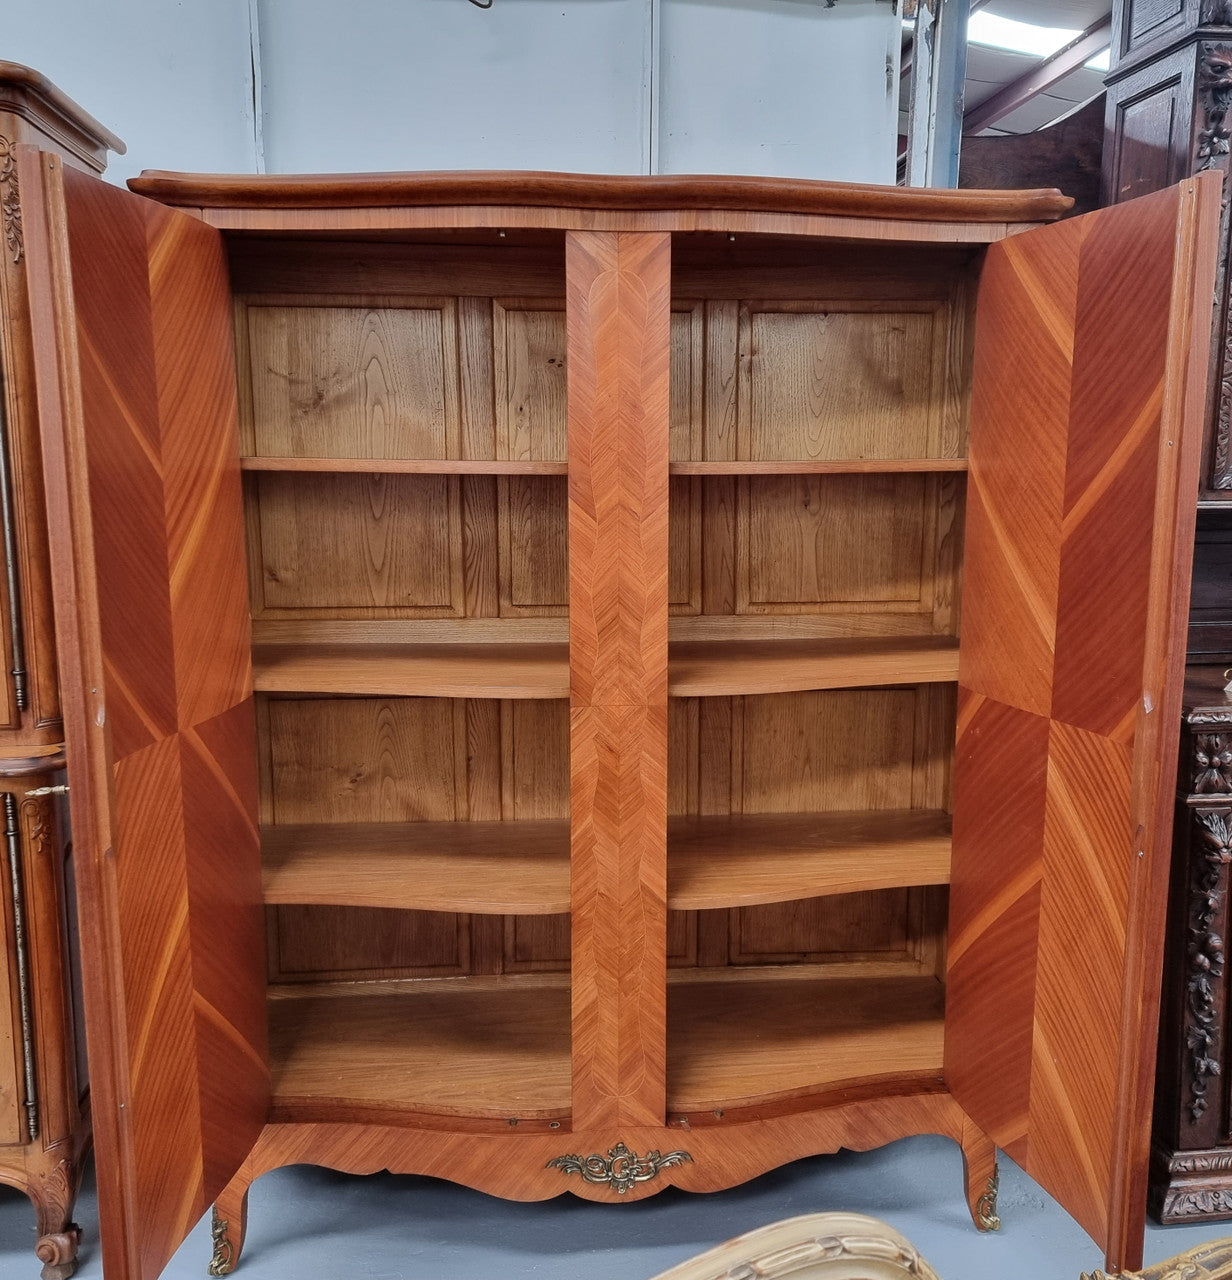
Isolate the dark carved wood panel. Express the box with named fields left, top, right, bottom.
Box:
left=1151, top=668, right=1232, bottom=1222
left=20, top=153, right=268, bottom=1280
left=948, top=176, right=1220, bottom=1272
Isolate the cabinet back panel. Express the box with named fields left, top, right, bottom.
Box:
left=731, top=890, right=909, bottom=962
left=271, top=905, right=472, bottom=980
left=246, top=303, right=459, bottom=459
left=741, top=306, right=940, bottom=460
left=236, top=292, right=566, bottom=463
left=742, top=474, right=928, bottom=609
left=669, top=240, right=978, bottom=464
left=254, top=472, right=462, bottom=612
left=670, top=473, right=963, bottom=635
left=262, top=696, right=570, bottom=979
left=247, top=473, right=566, bottom=618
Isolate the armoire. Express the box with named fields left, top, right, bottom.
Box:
left=4, top=137, right=1221, bottom=1280
left=0, top=63, right=123, bottom=1280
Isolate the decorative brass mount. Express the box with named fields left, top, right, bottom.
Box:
left=206, top=1210, right=235, bottom=1277
left=975, top=1168, right=1002, bottom=1232
left=547, top=1141, right=693, bottom=1194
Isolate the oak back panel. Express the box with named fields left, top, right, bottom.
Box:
left=20, top=152, right=268, bottom=1280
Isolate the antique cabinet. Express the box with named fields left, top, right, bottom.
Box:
left=11, top=155, right=1221, bottom=1280
left=1152, top=668, right=1232, bottom=1220
left=0, top=65, right=122, bottom=1279
left=1102, top=1, right=1232, bottom=1223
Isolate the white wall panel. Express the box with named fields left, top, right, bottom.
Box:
left=657, top=0, right=899, bottom=182
left=6, top=1, right=899, bottom=185
left=6, top=0, right=257, bottom=184
left=255, top=0, right=652, bottom=174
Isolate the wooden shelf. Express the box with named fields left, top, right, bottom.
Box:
left=667, top=972, right=945, bottom=1112
left=268, top=977, right=570, bottom=1122
left=241, top=456, right=568, bottom=475
left=669, top=459, right=968, bottom=475
left=260, top=811, right=948, bottom=916
left=262, top=821, right=570, bottom=914
left=667, top=810, right=951, bottom=910
left=252, top=642, right=570, bottom=698
left=668, top=636, right=960, bottom=697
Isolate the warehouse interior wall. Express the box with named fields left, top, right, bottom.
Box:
left=6, top=0, right=900, bottom=186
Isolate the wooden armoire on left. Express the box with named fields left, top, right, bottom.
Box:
left=0, top=64, right=121, bottom=1280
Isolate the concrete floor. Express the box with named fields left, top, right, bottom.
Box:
left=1, top=1136, right=1228, bottom=1280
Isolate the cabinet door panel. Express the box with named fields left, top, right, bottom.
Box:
left=20, top=151, right=268, bottom=1280
left=946, top=173, right=1221, bottom=1274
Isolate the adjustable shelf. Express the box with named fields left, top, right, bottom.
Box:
left=241, top=456, right=568, bottom=475
left=667, top=971, right=946, bottom=1112
left=252, top=641, right=570, bottom=698
left=667, top=810, right=951, bottom=910
left=667, top=635, right=960, bottom=697
left=268, top=976, right=571, bottom=1123
left=261, top=811, right=951, bottom=917
left=261, top=820, right=571, bottom=914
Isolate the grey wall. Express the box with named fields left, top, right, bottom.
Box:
left=658, top=0, right=901, bottom=181
left=256, top=0, right=653, bottom=174
left=7, top=0, right=259, bottom=184
left=6, top=0, right=899, bottom=184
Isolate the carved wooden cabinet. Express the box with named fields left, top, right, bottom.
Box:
left=0, top=65, right=122, bottom=1280
left=9, top=157, right=1221, bottom=1280
left=1102, top=1, right=1232, bottom=1225
left=1152, top=669, right=1232, bottom=1220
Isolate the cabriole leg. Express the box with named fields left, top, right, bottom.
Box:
left=960, top=1118, right=1001, bottom=1232
left=207, top=1182, right=251, bottom=1277
left=29, top=1160, right=83, bottom=1280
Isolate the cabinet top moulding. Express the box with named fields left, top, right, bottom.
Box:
left=0, top=60, right=125, bottom=170
left=125, top=170, right=1072, bottom=242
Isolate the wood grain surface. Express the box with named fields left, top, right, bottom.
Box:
left=20, top=153, right=268, bottom=1280
left=667, top=810, right=951, bottom=909
left=252, top=642, right=569, bottom=697
left=258, top=810, right=950, bottom=916
left=668, top=637, right=959, bottom=697
left=946, top=172, right=1221, bottom=1273
left=127, top=169, right=1071, bottom=223
left=568, top=231, right=671, bottom=1131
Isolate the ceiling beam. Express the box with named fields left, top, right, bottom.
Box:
left=962, top=13, right=1112, bottom=136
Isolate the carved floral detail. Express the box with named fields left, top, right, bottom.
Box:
left=1087, top=1238, right=1232, bottom=1279
left=1169, top=1149, right=1232, bottom=1174
left=547, top=1142, right=692, bottom=1194
left=1205, top=1, right=1232, bottom=24
left=1197, top=44, right=1232, bottom=490
left=732, top=1231, right=939, bottom=1278
left=1186, top=811, right=1232, bottom=1121
left=1198, top=45, right=1232, bottom=171
left=0, top=135, right=20, bottom=264
left=21, top=796, right=54, bottom=858
left=1196, top=735, right=1232, bottom=794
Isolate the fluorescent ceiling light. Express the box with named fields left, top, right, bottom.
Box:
left=967, top=12, right=1108, bottom=73
left=968, top=12, right=1080, bottom=56
left=903, top=11, right=1109, bottom=75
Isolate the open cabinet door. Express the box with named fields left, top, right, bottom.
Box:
left=945, top=172, right=1221, bottom=1273
left=18, top=151, right=268, bottom=1280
